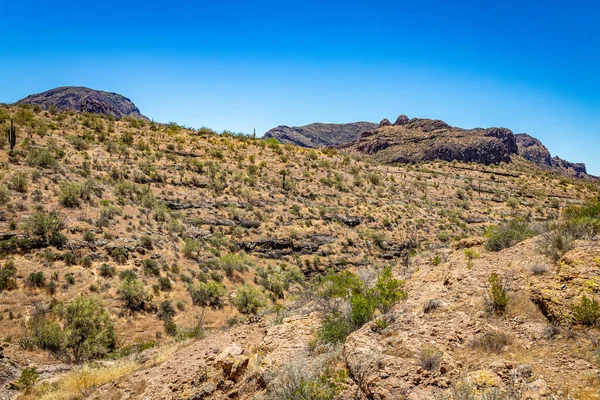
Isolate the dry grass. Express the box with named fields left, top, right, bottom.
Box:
left=27, top=359, right=138, bottom=400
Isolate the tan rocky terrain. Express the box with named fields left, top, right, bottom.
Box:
left=0, top=100, right=599, bottom=400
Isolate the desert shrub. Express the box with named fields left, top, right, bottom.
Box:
left=27, top=147, right=56, bottom=168
left=10, top=172, right=29, bottom=193
left=59, top=182, right=83, bottom=207
left=119, top=279, right=153, bottom=312
left=63, top=295, right=116, bottom=361
left=182, top=237, right=200, bottom=259
left=26, top=271, right=46, bottom=288
left=463, top=249, right=480, bottom=269
left=485, top=273, right=508, bottom=314
left=0, top=185, right=9, bottom=203
left=0, top=261, right=17, bottom=293
left=83, top=231, right=96, bottom=242
left=317, top=268, right=406, bottom=344
left=350, top=293, right=377, bottom=329
left=423, top=298, right=442, bottom=313
left=16, top=367, right=38, bottom=393
left=216, top=251, right=253, bottom=277
left=472, top=331, right=510, bottom=353
left=64, top=273, right=76, bottom=285
left=234, top=284, right=266, bottom=315
left=571, top=295, right=600, bottom=326
left=109, top=247, right=128, bottom=264
left=189, top=280, right=226, bottom=308
left=26, top=305, right=63, bottom=353
left=317, top=270, right=365, bottom=299
left=163, top=319, right=178, bottom=336
left=527, top=263, right=549, bottom=275
left=157, top=300, right=176, bottom=321
left=374, top=266, right=406, bottom=314
left=119, top=269, right=137, bottom=282
left=23, top=211, right=64, bottom=241
left=157, top=276, right=172, bottom=291
left=268, top=363, right=338, bottom=400
left=564, top=198, right=600, bottom=236
left=484, top=218, right=537, bottom=251
left=419, top=345, right=442, bottom=371
left=318, top=313, right=353, bottom=344
left=142, top=259, right=160, bottom=276
left=539, top=224, right=576, bottom=262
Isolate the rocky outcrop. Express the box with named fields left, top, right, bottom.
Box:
left=263, top=122, right=377, bottom=148
left=343, top=116, right=519, bottom=165
left=516, top=133, right=589, bottom=177
left=17, top=86, right=149, bottom=120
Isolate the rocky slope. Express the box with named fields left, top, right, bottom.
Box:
left=341, top=116, right=519, bottom=165
left=516, top=133, right=589, bottom=177
left=16, top=86, right=149, bottom=120
left=263, top=122, right=377, bottom=148
left=1, top=103, right=600, bottom=400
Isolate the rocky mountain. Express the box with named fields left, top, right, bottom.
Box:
left=16, top=86, right=149, bottom=120
left=515, top=133, right=588, bottom=177
left=341, top=115, right=519, bottom=165
left=263, top=121, right=377, bottom=148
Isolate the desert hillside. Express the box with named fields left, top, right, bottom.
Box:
left=0, top=102, right=600, bottom=400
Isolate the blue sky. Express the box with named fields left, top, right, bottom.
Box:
left=1, top=0, right=599, bottom=174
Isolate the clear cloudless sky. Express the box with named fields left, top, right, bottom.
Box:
left=1, top=0, right=599, bottom=174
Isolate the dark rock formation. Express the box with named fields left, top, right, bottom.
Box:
left=263, top=122, right=377, bottom=148
left=342, top=116, right=519, bottom=166
left=379, top=118, right=391, bottom=127
left=394, top=115, right=409, bottom=126
left=236, top=235, right=335, bottom=258
left=515, top=133, right=589, bottom=177
left=17, top=86, right=149, bottom=120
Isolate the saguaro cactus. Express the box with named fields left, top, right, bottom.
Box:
left=6, top=119, right=16, bottom=151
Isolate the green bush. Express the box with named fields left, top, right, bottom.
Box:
left=16, top=367, right=38, bottom=393
left=59, top=182, right=83, bottom=207
left=374, top=267, right=406, bottom=314
left=142, top=259, right=160, bottom=276
left=234, top=284, right=266, bottom=315
left=99, top=263, right=116, bottom=278
left=182, top=237, right=200, bottom=259
left=27, top=147, right=56, bottom=168
left=318, top=313, right=352, bottom=344
left=23, top=211, right=64, bottom=241
left=63, top=295, right=116, bottom=361
left=571, top=295, right=600, bottom=326
left=350, top=293, right=376, bottom=329
left=26, top=271, right=46, bottom=288
left=486, top=273, right=508, bottom=314
left=0, top=261, right=17, bottom=293
left=119, top=279, right=153, bottom=312
left=485, top=218, right=537, bottom=251
left=216, top=252, right=253, bottom=277
left=157, top=300, right=176, bottom=321
left=10, top=172, right=29, bottom=193
left=189, top=280, right=226, bottom=308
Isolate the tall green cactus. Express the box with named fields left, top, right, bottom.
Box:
left=6, top=119, right=16, bottom=151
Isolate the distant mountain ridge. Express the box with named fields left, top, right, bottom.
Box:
left=265, top=115, right=592, bottom=177
left=263, top=122, right=377, bottom=148
left=515, top=133, right=588, bottom=177
left=16, top=86, right=149, bottom=120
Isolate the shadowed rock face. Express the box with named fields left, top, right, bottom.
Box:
left=516, top=133, right=588, bottom=177
left=342, top=117, right=519, bottom=165
left=263, top=121, right=378, bottom=148
left=16, top=86, right=149, bottom=120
